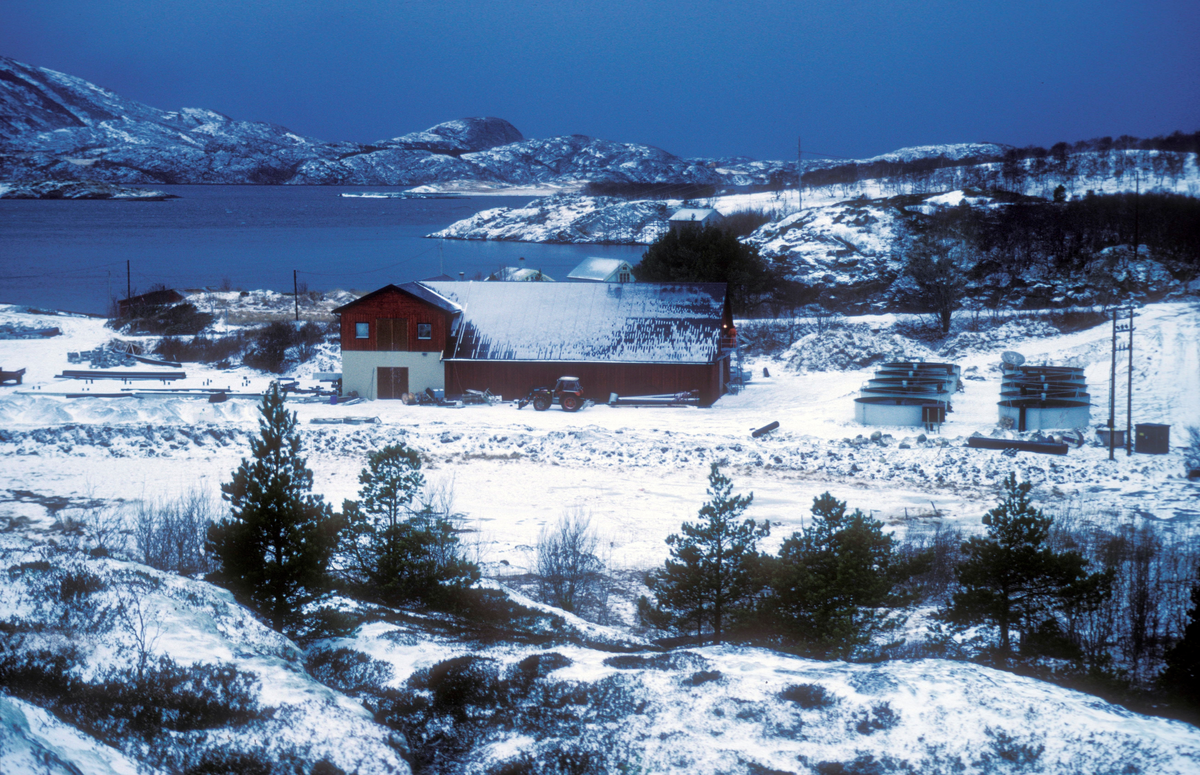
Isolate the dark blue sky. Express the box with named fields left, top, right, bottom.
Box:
left=2, top=1, right=1198, bottom=161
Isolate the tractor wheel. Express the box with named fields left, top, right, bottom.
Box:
left=533, top=395, right=551, bottom=411
left=561, top=395, right=580, bottom=412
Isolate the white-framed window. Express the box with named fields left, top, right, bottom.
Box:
left=619, top=271, right=631, bottom=283
left=355, top=322, right=369, bottom=339
left=417, top=323, right=432, bottom=340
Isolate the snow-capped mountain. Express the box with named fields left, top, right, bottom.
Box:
left=0, top=55, right=727, bottom=187
left=0, top=54, right=1032, bottom=190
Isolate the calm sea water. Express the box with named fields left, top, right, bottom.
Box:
left=0, top=185, right=645, bottom=315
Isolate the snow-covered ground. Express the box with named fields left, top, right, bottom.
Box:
left=2, top=300, right=1197, bottom=575
left=3, top=298, right=1200, bottom=772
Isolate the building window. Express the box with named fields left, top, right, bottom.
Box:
left=355, top=322, right=369, bottom=339
left=417, top=323, right=432, bottom=340
left=619, top=271, right=631, bottom=283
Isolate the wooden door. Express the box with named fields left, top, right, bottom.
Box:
left=377, top=367, right=409, bottom=400
left=376, top=318, right=409, bottom=351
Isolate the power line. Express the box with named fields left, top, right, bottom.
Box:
left=0, top=260, right=127, bottom=281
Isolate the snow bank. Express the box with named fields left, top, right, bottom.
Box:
left=783, top=326, right=935, bottom=372
left=0, top=695, right=146, bottom=775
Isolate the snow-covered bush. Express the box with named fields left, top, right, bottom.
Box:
left=305, top=647, right=394, bottom=696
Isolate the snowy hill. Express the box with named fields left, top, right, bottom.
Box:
left=6, top=541, right=1200, bottom=774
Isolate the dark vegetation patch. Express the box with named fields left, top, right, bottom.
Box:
left=305, top=647, right=394, bottom=695
left=721, top=209, right=774, bottom=237
left=853, top=702, right=899, bottom=734
left=780, top=682, right=835, bottom=709
left=154, top=320, right=333, bottom=373
left=683, top=669, right=722, bottom=686
left=603, top=651, right=708, bottom=671
left=0, top=647, right=265, bottom=743
left=112, top=302, right=214, bottom=336
left=582, top=180, right=717, bottom=200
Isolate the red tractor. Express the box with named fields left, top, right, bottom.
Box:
left=516, top=376, right=590, bottom=412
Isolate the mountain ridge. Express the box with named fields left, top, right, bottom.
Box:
left=0, top=54, right=1041, bottom=190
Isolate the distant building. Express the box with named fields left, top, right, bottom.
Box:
left=333, top=281, right=735, bottom=406
left=486, top=257, right=554, bottom=282
left=567, top=257, right=635, bottom=283
left=668, top=208, right=723, bottom=233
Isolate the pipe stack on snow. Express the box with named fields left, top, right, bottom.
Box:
left=997, top=352, right=1089, bottom=431
left=853, top=361, right=960, bottom=428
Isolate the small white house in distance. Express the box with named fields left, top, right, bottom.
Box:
left=486, top=256, right=555, bottom=282
left=567, top=257, right=635, bottom=283
left=668, top=208, right=723, bottom=233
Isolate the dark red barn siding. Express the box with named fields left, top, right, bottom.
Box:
left=338, top=287, right=448, bottom=352
left=444, top=359, right=728, bottom=407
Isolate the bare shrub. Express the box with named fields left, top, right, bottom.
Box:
left=115, top=582, right=162, bottom=685
left=132, top=490, right=218, bottom=576
left=895, top=523, right=963, bottom=604
left=1185, top=426, right=1200, bottom=478
left=536, top=509, right=607, bottom=616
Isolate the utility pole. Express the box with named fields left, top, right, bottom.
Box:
left=1109, top=308, right=1117, bottom=461
left=126, top=260, right=131, bottom=300
left=1127, top=169, right=1139, bottom=457
left=293, top=269, right=299, bottom=322
left=1125, top=307, right=1134, bottom=456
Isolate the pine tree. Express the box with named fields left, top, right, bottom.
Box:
left=632, top=225, right=772, bottom=313
left=1161, top=580, right=1200, bottom=713
left=207, top=383, right=336, bottom=630
left=944, top=473, right=1110, bottom=661
left=767, top=492, right=897, bottom=658
left=339, top=443, right=478, bottom=606
left=639, top=464, right=768, bottom=643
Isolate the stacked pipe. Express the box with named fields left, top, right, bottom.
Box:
left=854, top=361, right=960, bottom=427
left=998, top=363, right=1090, bottom=431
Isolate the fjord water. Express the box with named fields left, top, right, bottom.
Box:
left=0, top=185, right=645, bottom=315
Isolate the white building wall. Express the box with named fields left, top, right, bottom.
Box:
left=342, top=350, right=445, bottom=400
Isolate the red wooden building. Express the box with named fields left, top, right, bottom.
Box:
left=334, top=280, right=734, bottom=406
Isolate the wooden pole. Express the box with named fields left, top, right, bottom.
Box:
left=1109, top=308, right=1117, bottom=461
left=126, top=260, right=130, bottom=300
left=1127, top=307, right=1134, bottom=456
left=293, top=269, right=299, bottom=321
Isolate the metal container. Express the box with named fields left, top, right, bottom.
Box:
left=1135, top=423, right=1170, bottom=455
left=998, top=397, right=1090, bottom=432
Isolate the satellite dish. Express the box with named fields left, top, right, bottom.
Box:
left=1001, top=351, right=1026, bottom=367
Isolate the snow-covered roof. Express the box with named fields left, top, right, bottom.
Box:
left=421, top=281, right=728, bottom=364
left=567, top=257, right=631, bottom=282
left=669, top=208, right=720, bottom=222
left=331, top=282, right=461, bottom=314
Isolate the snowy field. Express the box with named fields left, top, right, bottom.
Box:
left=2, top=300, right=1198, bottom=579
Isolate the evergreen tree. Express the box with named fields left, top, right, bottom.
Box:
left=207, top=383, right=336, bottom=630
left=339, top=443, right=478, bottom=607
left=639, top=464, right=768, bottom=643
left=904, top=230, right=967, bottom=335
left=766, top=493, right=898, bottom=658
left=944, top=473, right=1110, bottom=661
left=1161, top=580, right=1200, bottom=713
left=633, top=225, right=772, bottom=313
